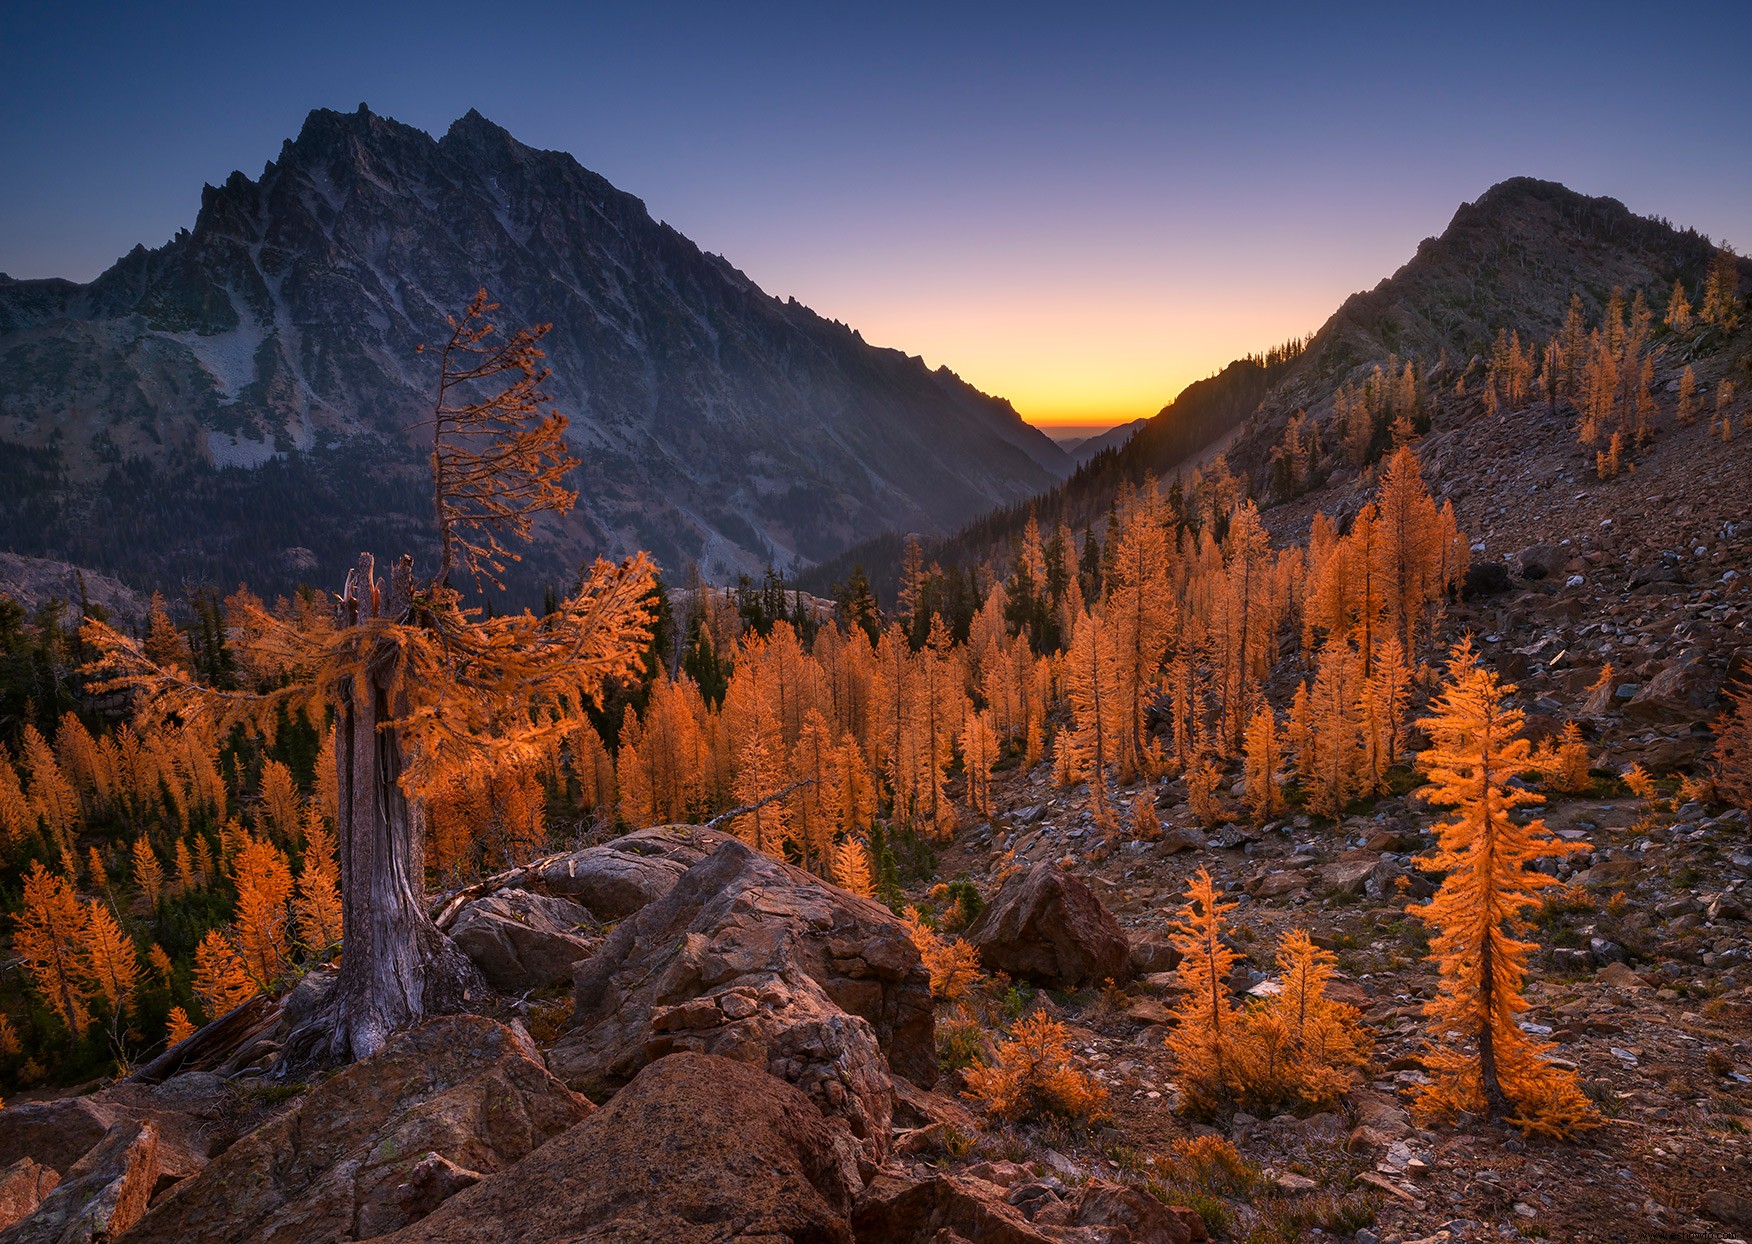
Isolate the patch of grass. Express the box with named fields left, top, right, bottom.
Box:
left=524, top=996, right=574, bottom=1046
left=937, top=1012, right=988, bottom=1075
left=231, top=1079, right=306, bottom=1108
left=1168, top=1189, right=1232, bottom=1237
left=1151, top=1134, right=1264, bottom=1198
left=1580, top=1078, right=1626, bottom=1119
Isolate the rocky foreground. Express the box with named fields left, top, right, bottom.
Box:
left=0, top=776, right=1748, bottom=1244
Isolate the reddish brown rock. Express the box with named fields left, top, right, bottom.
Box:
left=547, top=838, right=934, bottom=1160
left=122, top=1016, right=588, bottom=1244
left=0, top=1073, right=224, bottom=1195
left=963, top=862, right=1131, bottom=988
left=0, top=1119, right=158, bottom=1244
left=1127, top=934, right=1182, bottom=976
left=0, top=1101, right=112, bottom=1180
left=852, top=1170, right=1053, bottom=1244
left=0, top=1162, right=57, bottom=1235
left=374, top=1052, right=861, bottom=1244
left=392, top=1154, right=481, bottom=1227
left=1318, top=850, right=1402, bottom=899
left=852, top=1168, right=1194, bottom=1244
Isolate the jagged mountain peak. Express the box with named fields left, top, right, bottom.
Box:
left=0, top=105, right=1069, bottom=597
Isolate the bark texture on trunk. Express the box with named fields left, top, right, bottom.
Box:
left=289, top=554, right=484, bottom=1066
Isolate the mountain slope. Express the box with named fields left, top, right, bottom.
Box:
left=0, top=105, right=1068, bottom=595
left=1063, top=419, right=1145, bottom=465
left=804, top=177, right=1746, bottom=594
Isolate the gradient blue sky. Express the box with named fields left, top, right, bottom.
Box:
left=3, top=2, right=1748, bottom=425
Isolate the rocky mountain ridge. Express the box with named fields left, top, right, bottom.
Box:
left=804, top=177, right=1748, bottom=595
left=0, top=105, right=1068, bottom=597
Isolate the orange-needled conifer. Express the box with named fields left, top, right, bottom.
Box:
left=17, top=863, right=90, bottom=1039
left=1409, top=641, right=1597, bottom=1137
left=1166, top=867, right=1241, bottom=1113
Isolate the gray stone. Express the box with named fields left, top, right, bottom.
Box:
left=449, top=890, right=598, bottom=993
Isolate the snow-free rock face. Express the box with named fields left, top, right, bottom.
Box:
left=0, top=1119, right=158, bottom=1244
left=851, top=1167, right=1199, bottom=1244
left=0, top=105, right=1068, bottom=595
left=0, top=1073, right=225, bottom=1190
left=530, top=824, right=732, bottom=920
left=375, top=1052, right=863, bottom=1244
left=447, top=890, right=598, bottom=994
left=0, top=1161, right=58, bottom=1236
left=121, top=1016, right=589, bottom=1244
left=962, top=861, right=1131, bottom=988
left=547, top=837, right=935, bottom=1161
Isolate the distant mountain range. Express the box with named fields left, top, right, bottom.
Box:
left=0, top=105, right=1068, bottom=597
left=1053, top=419, right=1146, bottom=465
left=803, top=177, right=1748, bottom=596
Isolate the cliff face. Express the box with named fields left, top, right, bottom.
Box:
left=0, top=105, right=1067, bottom=595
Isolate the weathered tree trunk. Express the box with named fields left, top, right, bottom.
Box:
left=289, top=555, right=484, bottom=1066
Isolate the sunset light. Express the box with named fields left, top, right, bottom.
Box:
left=1, top=5, right=1750, bottom=1241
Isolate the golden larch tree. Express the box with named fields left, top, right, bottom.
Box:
left=1243, top=704, right=1284, bottom=820
left=296, top=814, right=345, bottom=958
left=1409, top=640, right=1598, bottom=1137
left=1233, top=928, right=1372, bottom=1111
left=960, top=708, right=998, bottom=818
left=789, top=708, right=844, bottom=874
left=1215, top=502, right=1277, bottom=753
left=1362, top=635, right=1414, bottom=792
left=1166, top=867, right=1241, bottom=1113
left=1372, top=446, right=1445, bottom=658
left=231, top=836, right=296, bottom=988
left=17, top=863, right=91, bottom=1039
left=82, top=899, right=141, bottom=1022
left=82, top=290, right=656, bottom=1063
left=832, top=836, right=876, bottom=898
left=166, top=1007, right=197, bottom=1047
left=258, top=759, right=301, bottom=838
left=1710, top=679, right=1752, bottom=811
left=20, top=725, right=80, bottom=865
left=131, top=835, right=165, bottom=909
left=1062, top=610, right=1126, bottom=828
left=192, top=930, right=255, bottom=1021
left=1663, top=278, right=1691, bottom=330
left=0, top=751, right=32, bottom=851
left=1299, top=639, right=1365, bottom=818
left=1101, top=485, right=1175, bottom=777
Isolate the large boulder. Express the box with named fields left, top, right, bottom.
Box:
left=1515, top=543, right=1561, bottom=580
left=546, top=838, right=935, bottom=1161
left=122, top=1016, right=589, bottom=1244
left=0, top=1102, right=111, bottom=1181
left=1625, top=656, right=1720, bottom=725
left=448, top=891, right=599, bottom=993
left=0, top=1074, right=226, bottom=1197
left=1317, top=850, right=1403, bottom=900
left=852, top=1168, right=1196, bottom=1244
left=374, top=1052, right=861, bottom=1244
left=531, top=825, right=732, bottom=919
left=962, top=862, right=1131, bottom=988
left=0, top=1119, right=158, bottom=1244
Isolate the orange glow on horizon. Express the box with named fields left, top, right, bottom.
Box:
left=759, top=262, right=1339, bottom=435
